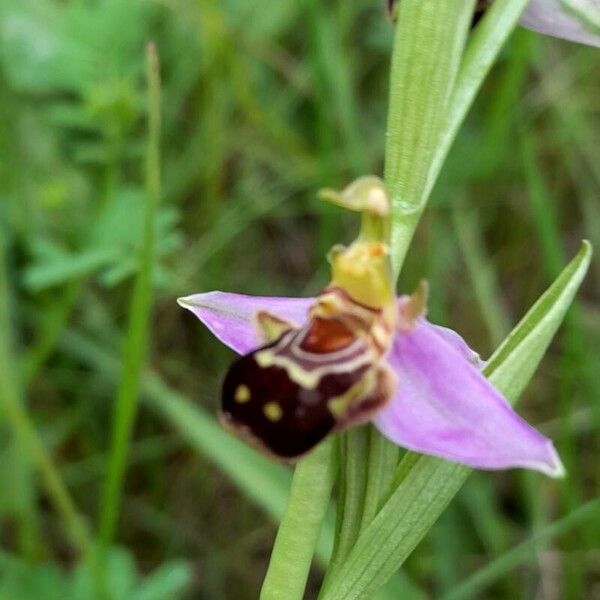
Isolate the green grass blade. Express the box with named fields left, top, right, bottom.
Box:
left=0, top=219, right=91, bottom=556
left=0, top=216, right=42, bottom=559
left=483, top=241, right=591, bottom=396
left=142, top=371, right=294, bottom=528
left=99, top=43, right=162, bottom=547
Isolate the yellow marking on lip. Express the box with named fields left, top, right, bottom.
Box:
left=255, top=349, right=275, bottom=368
left=264, top=402, right=283, bottom=422
left=235, top=384, right=251, bottom=403
left=327, top=370, right=374, bottom=418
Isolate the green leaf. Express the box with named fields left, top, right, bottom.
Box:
left=319, top=241, right=592, bottom=600
left=385, top=0, right=476, bottom=277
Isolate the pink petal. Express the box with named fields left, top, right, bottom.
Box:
left=521, top=0, right=600, bottom=47
left=429, top=322, right=485, bottom=368
left=373, top=318, right=564, bottom=477
left=396, top=294, right=486, bottom=368
left=179, top=291, right=483, bottom=367
left=177, top=291, right=312, bottom=354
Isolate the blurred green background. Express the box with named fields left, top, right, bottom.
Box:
left=0, top=0, right=599, bottom=598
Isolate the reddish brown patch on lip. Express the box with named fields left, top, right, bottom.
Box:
left=300, top=318, right=355, bottom=353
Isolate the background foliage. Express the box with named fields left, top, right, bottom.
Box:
left=0, top=0, right=598, bottom=598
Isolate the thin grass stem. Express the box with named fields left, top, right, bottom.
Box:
left=0, top=218, right=91, bottom=556
left=99, top=42, right=162, bottom=547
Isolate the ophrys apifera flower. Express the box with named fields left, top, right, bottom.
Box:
left=179, top=178, right=564, bottom=477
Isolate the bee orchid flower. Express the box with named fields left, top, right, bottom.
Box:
left=178, top=177, right=564, bottom=478
left=178, top=287, right=564, bottom=477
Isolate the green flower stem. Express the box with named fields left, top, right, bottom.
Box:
left=99, top=43, right=161, bottom=548
left=0, top=223, right=91, bottom=556
left=362, top=0, right=529, bottom=550
left=260, top=439, right=336, bottom=600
